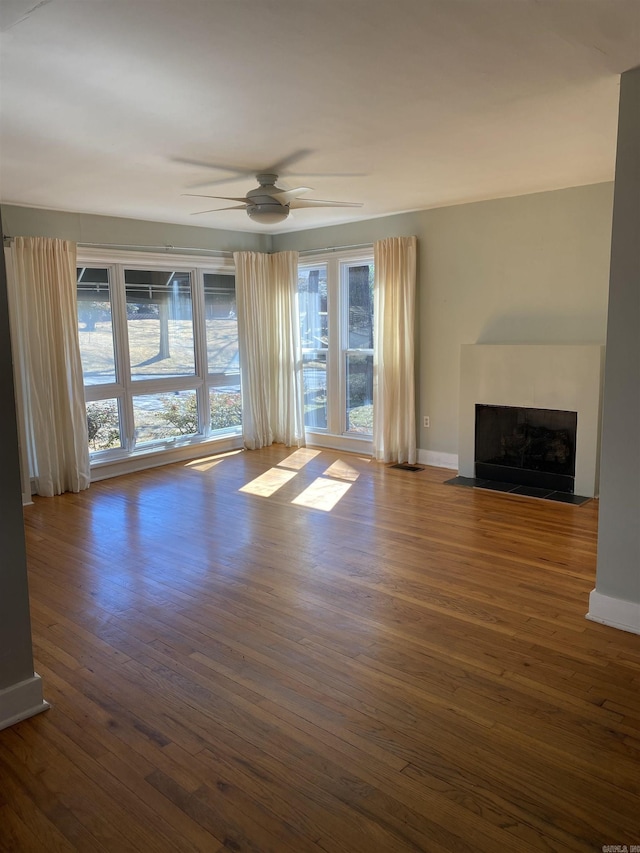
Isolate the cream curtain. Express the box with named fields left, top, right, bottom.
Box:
left=8, top=237, right=90, bottom=496
left=373, top=236, right=418, bottom=464
left=234, top=250, right=304, bottom=450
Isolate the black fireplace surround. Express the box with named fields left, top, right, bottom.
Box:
left=475, top=404, right=577, bottom=493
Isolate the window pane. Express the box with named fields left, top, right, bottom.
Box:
left=86, top=399, right=122, bottom=452
left=77, top=267, right=116, bottom=385
left=133, top=391, right=198, bottom=446
left=348, top=264, right=374, bottom=349
left=299, top=265, right=328, bottom=349
left=303, top=352, right=327, bottom=429
left=209, top=386, right=242, bottom=432
left=346, top=352, right=373, bottom=434
left=204, top=273, right=239, bottom=382
left=125, top=269, right=195, bottom=379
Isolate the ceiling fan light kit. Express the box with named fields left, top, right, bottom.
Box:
left=247, top=204, right=290, bottom=224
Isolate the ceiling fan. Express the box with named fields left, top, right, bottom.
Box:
left=174, top=150, right=363, bottom=225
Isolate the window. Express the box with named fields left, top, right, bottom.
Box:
left=204, top=273, right=241, bottom=433
left=344, top=261, right=374, bottom=434
left=77, top=267, right=117, bottom=385
left=298, top=252, right=374, bottom=446
left=125, top=269, right=196, bottom=379
left=299, top=265, right=328, bottom=429
left=77, top=254, right=241, bottom=462
left=78, top=266, right=124, bottom=452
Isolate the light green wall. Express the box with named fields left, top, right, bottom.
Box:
left=4, top=183, right=615, bottom=458
left=1, top=206, right=271, bottom=254
left=275, top=183, right=614, bottom=456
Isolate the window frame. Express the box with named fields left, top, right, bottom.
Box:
left=298, top=248, right=374, bottom=454
left=77, top=248, right=242, bottom=467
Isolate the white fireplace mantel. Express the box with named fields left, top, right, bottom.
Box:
left=459, top=345, right=605, bottom=497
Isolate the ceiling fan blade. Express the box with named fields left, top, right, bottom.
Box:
left=270, top=187, right=313, bottom=203
left=172, top=156, right=255, bottom=175
left=191, top=205, right=247, bottom=215
left=173, top=156, right=255, bottom=189
left=264, top=148, right=313, bottom=174
left=287, top=172, right=367, bottom=178
left=174, top=150, right=313, bottom=188
left=186, top=176, right=248, bottom=189
left=289, top=198, right=363, bottom=209
left=182, top=193, right=248, bottom=202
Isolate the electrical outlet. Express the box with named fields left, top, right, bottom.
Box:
left=423, top=416, right=430, bottom=428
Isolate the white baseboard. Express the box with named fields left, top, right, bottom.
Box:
left=0, top=673, right=50, bottom=731
left=417, top=449, right=458, bottom=471
left=586, top=589, right=640, bottom=635
left=305, top=432, right=373, bottom=455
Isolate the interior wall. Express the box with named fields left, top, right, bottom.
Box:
left=3, top=183, right=614, bottom=463
left=274, top=182, right=614, bottom=459
left=1, top=206, right=271, bottom=254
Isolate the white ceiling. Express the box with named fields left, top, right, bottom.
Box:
left=1, top=0, right=639, bottom=234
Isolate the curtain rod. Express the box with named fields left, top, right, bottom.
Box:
left=78, top=241, right=233, bottom=256
left=3, top=237, right=232, bottom=256
left=298, top=242, right=372, bottom=256
left=76, top=240, right=372, bottom=255
left=4, top=236, right=372, bottom=256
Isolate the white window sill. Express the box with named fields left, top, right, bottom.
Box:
left=89, top=432, right=244, bottom=482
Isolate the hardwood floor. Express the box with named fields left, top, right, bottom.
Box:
left=1, top=445, right=638, bottom=852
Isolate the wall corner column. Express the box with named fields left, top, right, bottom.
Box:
left=0, top=210, right=49, bottom=729
left=587, top=67, right=640, bottom=635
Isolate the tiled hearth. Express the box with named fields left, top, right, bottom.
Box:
left=443, top=475, right=591, bottom=505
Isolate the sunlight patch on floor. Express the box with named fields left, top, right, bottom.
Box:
left=185, top=449, right=243, bottom=472
left=323, top=459, right=360, bottom=482
left=238, top=450, right=360, bottom=510
left=291, top=477, right=352, bottom=511
left=240, top=467, right=297, bottom=497
left=277, top=447, right=322, bottom=470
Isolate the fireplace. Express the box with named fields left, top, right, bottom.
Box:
left=458, top=345, right=604, bottom=498
left=475, top=404, right=577, bottom=492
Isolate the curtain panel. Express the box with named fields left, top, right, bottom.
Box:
left=234, top=250, right=304, bottom=450
left=8, top=237, right=90, bottom=496
left=373, top=236, right=418, bottom=464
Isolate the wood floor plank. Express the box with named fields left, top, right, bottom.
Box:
left=0, top=737, right=111, bottom=852
left=1, top=446, right=638, bottom=852
left=0, top=804, right=47, bottom=852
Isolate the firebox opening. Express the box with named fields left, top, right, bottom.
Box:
left=474, top=404, right=577, bottom=493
